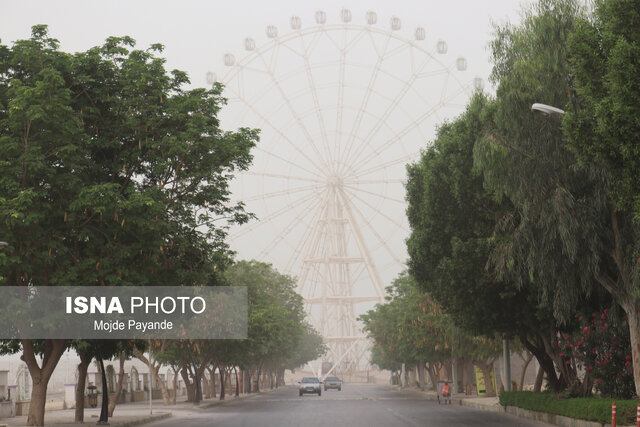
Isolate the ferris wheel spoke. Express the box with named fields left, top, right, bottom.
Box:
left=346, top=178, right=406, bottom=185
left=440, top=72, right=451, bottom=104
left=256, top=193, right=324, bottom=261
left=252, top=45, right=331, bottom=172
left=341, top=48, right=437, bottom=172
left=231, top=189, right=320, bottom=239
left=339, top=30, right=392, bottom=173
left=242, top=171, right=322, bottom=183
left=225, top=83, right=328, bottom=176
left=254, top=145, right=324, bottom=179
left=350, top=83, right=469, bottom=174
left=342, top=186, right=408, bottom=233
left=340, top=188, right=405, bottom=266
left=343, top=184, right=407, bottom=205
left=348, top=152, right=417, bottom=179
left=299, top=33, right=333, bottom=167
left=239, top=183, right=323, bottom=203
left=288, top=190, right=331, bottom=274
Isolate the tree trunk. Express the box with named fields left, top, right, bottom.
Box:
left=22, top=339, right=67, bottom=426
left=98, top=358, right=109, bottom=423
left=172, top=367, right=179, bottom=404
left=533, top=364, right=544, bottom=392
left=219, top=366, right=225, bottom=400
left=235, top=368, right=240, bottom=397
left=426, top=363, right=438, bottom=391
left=622, top=296, right=640, bottom=395
left=518, top=330, right=562, bottom=392
left=417, top=361, right=426, bottom=391
left=133, top=348, right=171, bottom=406
left=74, top=351, right=92, bottom=422
left=180, top=364, right=195, bottom=402
left=245, top=369, right=252, bottom=393
left=108, top=352, right=126, bottom=417
left=255, top=367, right=261, bottom=392
left=207, top=366, right=216, bottom=398
left=518, top=351, right=534, bottom=391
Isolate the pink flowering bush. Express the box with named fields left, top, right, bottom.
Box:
left=559, top=309, right=634, bottom=398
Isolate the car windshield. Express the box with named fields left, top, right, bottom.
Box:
left=326, top=377, right=339, bottom=381
left=301, top=377, right=319, bottom=383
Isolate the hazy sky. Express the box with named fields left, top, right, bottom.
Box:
left=1, top=0, right=526, bottom=90
left=0, top=0, right=530, bottom=326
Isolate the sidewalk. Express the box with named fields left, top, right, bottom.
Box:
left=0, top=410, right=170, bottom=427
left=0, top=387, right=285, bottom=426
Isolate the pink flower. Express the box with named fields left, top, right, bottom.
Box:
left=596, top=361, right=601, bottom=366
left=559, top=352, right=564, bottom=357
left=586, top=366, right=593, bottom=371
left=625, top=361, right=630, bottom=366
left=563, top=333, right=569, bottom=339
left=582, top=327, right=589, bottom=334
left=602, top=326, right=607, bottom=331
left=626, top=355, right=631, bottom=360
left=595, top=379, right=601, bottom=383
left=565, top=360, right=571, bottom=365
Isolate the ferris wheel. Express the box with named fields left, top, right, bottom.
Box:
left=213, top=9, right=482, bottom=377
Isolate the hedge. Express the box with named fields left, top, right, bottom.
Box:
left=499, top=391, right=638, bottom=425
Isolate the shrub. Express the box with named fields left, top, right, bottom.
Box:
left=559, top=309, right=634, bottom=398
left=499, top=391, right=638, bottom=424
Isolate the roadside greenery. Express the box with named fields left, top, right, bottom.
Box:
left=396, top=0, right=639, bottom=403
left=0, top=26, right=323, bottom=425
left=500, top=391, right=638, bottom=425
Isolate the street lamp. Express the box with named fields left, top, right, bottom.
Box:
left=531, top=103, right=565, bottom=116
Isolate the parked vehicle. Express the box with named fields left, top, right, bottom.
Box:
left=299, top=377, right=322, bottom=396
left=324, top=376, right=342, bottom=391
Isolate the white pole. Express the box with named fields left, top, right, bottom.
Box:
left=148, top=339, right=153, bottom=415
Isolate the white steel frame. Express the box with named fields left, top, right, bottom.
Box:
left=219, top=10, right=479, bottom=378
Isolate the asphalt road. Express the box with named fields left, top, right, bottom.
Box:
left=145, top=383, right=549, bottom=427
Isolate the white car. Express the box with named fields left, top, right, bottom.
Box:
left=299, top=377, right=322, bottom=396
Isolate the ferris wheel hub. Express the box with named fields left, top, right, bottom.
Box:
left=326, top=174, right=344, bottom=189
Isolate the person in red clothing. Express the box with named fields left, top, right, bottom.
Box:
left=441, top=381, right=451, bottom=397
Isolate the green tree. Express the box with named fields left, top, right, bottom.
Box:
left=360, top=272, right=451, bottom=390
left=565, top=0, right=640, bottom=395
left=0, top=26, right=257, bottom=425
left=405, top=92, right=568, bottom=391
left=473, top=0, right=608, bottom=392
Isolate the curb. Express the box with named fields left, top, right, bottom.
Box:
left=459, top=399, right=504, bottom=413
left=110, top=412, right=172, bottom=427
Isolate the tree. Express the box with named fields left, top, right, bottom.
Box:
left=0, top=26, right=257, bottom=425
left=360, top=272, right=451, bottom=390
left=405, top=91, right=570, bottom=391
left=565, top=0, right=640, bottom=395
left=472, top=0, right=610, bottom=392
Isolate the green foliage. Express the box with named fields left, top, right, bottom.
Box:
left=406, top=94, right=526, bottom=337
left=0, top=25, right=258, bottom=291
left=360, top=272, right=451, bottom=366
left=223, top=260, right=325, bottom=371
left=565, top=0, right=640, bottom=220
left=474, top=0, right=608, bottom=322
left=499, top=391, right=637, bottom=424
